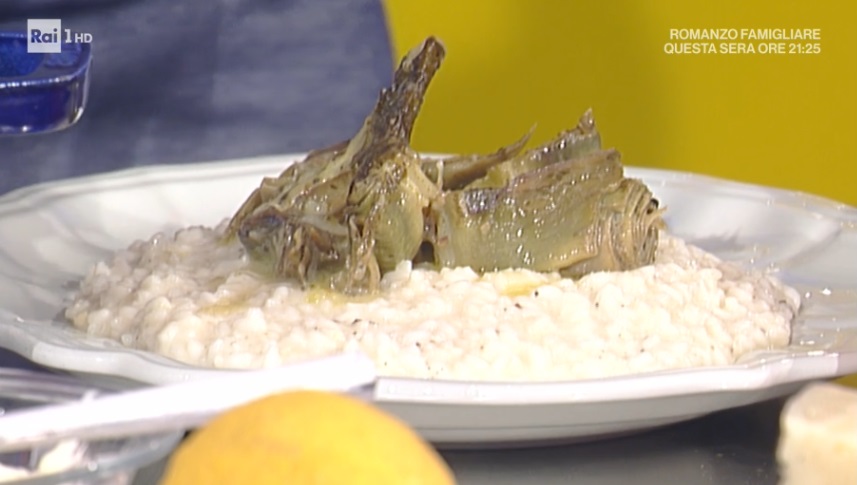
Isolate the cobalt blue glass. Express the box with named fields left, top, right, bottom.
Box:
left=0, top=31, right=92, bottom=135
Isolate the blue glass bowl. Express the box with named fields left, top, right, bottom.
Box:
left=0, top=32, right=92, bottom=135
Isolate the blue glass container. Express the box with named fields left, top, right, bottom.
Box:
left=0, top=32, right=92, bottom=135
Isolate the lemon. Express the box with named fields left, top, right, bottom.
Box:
left=159, top=390, right=456, bottom=485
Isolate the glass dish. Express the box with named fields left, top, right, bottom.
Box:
left=0, top=369, right=182, bottom=485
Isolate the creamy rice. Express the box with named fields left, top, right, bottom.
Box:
left=65, top=221, right=800, bottom=381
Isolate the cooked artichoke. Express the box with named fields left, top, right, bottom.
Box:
left=226, top=37, right=665, bottom=294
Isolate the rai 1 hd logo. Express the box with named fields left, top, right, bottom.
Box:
left=27, top=19, right=93, bottom=53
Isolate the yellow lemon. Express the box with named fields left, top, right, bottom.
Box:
left=159, top=390, right=456, bottom=485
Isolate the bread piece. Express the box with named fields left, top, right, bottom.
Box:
left=777, top=381, right=857, bottom=485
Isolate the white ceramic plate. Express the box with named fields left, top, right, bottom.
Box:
left=1, top=155, right=856, bottom=447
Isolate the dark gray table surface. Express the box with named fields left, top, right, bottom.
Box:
left=136, top=386, right=787, bottom=484
left=149, top=400, right=789, bottom=485
left=1, top=2, right=791, bottom=482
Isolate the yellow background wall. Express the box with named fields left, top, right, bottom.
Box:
left=383, top=1, right=856, bottom=206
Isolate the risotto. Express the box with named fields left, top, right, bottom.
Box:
left=65, top=222, right=800, bottom=381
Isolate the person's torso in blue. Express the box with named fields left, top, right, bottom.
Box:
left=0, top=0, right=392, bottom=195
